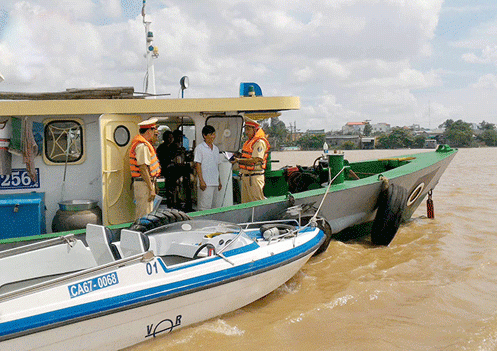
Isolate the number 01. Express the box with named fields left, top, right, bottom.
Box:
left=146, top=262, right=158, bottom=275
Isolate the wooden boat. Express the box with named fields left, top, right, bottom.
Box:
left=0, top=5, right=457, bottom=247
left=0, top=87, right=456, bottom=248
left=0, top=218, right=325, bottom=350
left=191, top=145, right=457, bottom=245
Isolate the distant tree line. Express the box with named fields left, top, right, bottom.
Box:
left=435, top=119, right=497, bottom=147
left=262, top=117, right=326, bottom=150
left=376, top=128, right=426, bottom=149
left=262, top=118, right=497, bottom=150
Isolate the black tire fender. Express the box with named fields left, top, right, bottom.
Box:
left=130, top=209, right=192, bottom=233
left=371, top=183, right=408, bottom=246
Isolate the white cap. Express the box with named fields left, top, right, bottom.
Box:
left=138, top=118, right=158, bottom=128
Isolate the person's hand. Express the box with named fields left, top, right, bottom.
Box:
left=200, top=180, right=207, bottom=191
left=148, top=186, right=156, bottom=202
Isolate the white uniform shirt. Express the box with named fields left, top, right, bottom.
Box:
left=135, top=143, right=151, bottom=166
left=194, top=141, right=221, bottom=186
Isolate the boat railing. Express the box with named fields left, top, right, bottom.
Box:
left=0, top=234, right=78, bottom=259
left=0, top=251, right=154, bottom=302
left=238, top=219, right=300, bottom=230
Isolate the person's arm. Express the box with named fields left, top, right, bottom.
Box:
left=234, top=140, right=265, bottom=166
left=195, top=162, right=207, bottom=191
left=139, top=164, right=156, bottom=202
left=235, top=157, right=263, bottom=165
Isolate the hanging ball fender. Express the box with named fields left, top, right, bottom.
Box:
left=371, top=183, right=408, bottom=246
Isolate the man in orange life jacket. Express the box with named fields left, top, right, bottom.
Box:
left=231, top=117, right=270, bottom=203
left=129, top=118, right=161, bottom=219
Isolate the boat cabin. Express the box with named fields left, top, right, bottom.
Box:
left=0, top=84, right=299, bottom=239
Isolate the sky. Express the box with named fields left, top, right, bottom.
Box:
left=0, top=0, right=496, bottom=132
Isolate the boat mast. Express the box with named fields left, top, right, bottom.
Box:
left=142, top=0, right=158, bottom=97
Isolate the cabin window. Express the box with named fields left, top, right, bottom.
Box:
left=43, top=119, right=85, bottom=164
left=114, top=125, right=131, bottom=147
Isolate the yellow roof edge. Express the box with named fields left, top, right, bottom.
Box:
left=0, top=96, right=300, bottom=117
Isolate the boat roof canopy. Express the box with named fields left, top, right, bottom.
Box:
left=0, top=96, right=300, bottom=118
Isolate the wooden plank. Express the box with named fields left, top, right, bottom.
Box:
left=0, top=87, right=136, bottom=100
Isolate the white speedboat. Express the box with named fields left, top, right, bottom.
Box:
left=0, top=219, right=325, bottom=350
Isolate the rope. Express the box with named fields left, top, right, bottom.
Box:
left=298, top=166, right=347, bottom=231
left=220, top=161, right=233, bottom=206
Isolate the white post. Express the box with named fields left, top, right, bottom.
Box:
left=142, top=1, right=157, bottom=97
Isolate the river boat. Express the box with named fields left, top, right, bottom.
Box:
left=0, top=6, right=457, bottom=248
left=0, top=88, right=457, bottom=248
left=0, top=218, right=325, bottom=350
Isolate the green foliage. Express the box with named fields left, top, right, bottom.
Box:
left=363, top=123, right=372, bottom=136
left=478, top=129, right=497, bottom=146
left=442, top=119, right=473, bottom=147
left=376, top=128, right=414, bottom=149
left=262, top=117, right=288, bottom=149
left=438, top=119, right=454, bottom=129
left=413, top=134, right=426, bottom=148
left=340, top=141, right=357, bottom=150
left=296, top=134, right=326, bottom=150
left=479, top=121, right=495, bottom=131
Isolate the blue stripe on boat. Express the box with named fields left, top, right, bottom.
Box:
left=0, top=229, right=324, bottom=340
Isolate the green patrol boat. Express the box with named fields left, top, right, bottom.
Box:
left=0, top=85, right=456, bottom=250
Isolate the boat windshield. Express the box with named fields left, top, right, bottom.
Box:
left=146, top=219, right=252, bottom=257
left=146, top=219, right=246, bottom=237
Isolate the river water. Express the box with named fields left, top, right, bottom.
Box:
left=127, top=147, right=497, bottom=351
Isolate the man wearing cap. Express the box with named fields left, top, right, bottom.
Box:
left=231, top=118, right=270, bottom=203
left=129, top=118, right=161, bottom=219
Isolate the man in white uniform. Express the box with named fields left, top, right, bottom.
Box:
left=194, top=125, right=222, bottom=210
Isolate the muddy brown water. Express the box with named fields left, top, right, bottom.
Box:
left=126, top=147, right=497, bottom=351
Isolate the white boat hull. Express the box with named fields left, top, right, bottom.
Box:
left=0, top=222, right=323, bottom=350
left=12, top=255, right=309, bottom=351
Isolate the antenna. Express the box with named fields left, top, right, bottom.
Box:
left=428, top=100, right=431, bottom=128
left=142, top=0, right=159, bottom=97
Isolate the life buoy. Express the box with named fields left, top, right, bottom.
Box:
left=371, top=183, right=408, bottom=246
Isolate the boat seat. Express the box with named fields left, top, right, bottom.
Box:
left=120, top=229, right=150, bottom=258
left=86, top=224, right=121, bottom=265
left=166, top=242, right=201, bottom=258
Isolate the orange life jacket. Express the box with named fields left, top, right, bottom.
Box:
left=240, top=128, right=270, bottom=171
left=129, top=135, right=161, bottom=178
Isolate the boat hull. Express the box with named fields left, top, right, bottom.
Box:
left=193, top=149, right=457, bottom=240
left=0, top=226, right=324, bottom=350
left=4, top=255, right=310, bottom=351
left=0, top=148, right=457, bottom=249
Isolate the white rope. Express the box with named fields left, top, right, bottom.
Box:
left=300, top=166, right=347, bottom=230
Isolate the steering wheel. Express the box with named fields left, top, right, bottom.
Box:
left=193, top=243, right=216, bottom=259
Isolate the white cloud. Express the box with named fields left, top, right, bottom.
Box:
left=97, top=0, right=121, bottom=19
left=1, top=0, right=495, bottom=129
left=472, top=73, right=497, bottom=89
left=462, top=45, right=497, bottom=65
